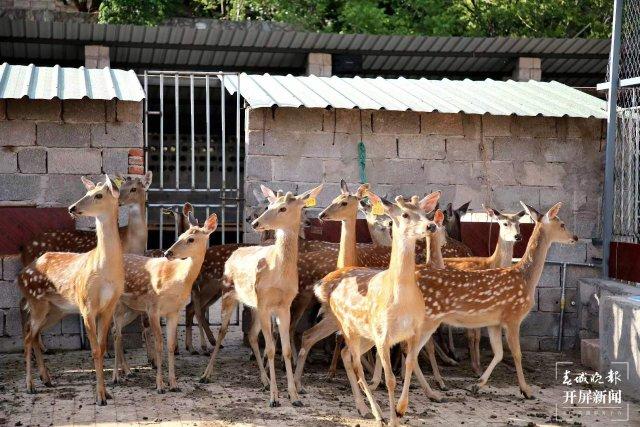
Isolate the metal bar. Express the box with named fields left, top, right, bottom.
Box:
left=175, top=74, right=180, bottom=189
left=190, top=74, right=196, bottom=190
left=236, top=73, right=241, bottom=243
left=143, top=70, right=149, bottom=175
left=557, top=263, right=568, bottom=351
left=149, top=203, right=240, bottom=208
left=602, top=0, right=624, bottom=278
left=159, top=74, right=164, bottom=189
left=206, top=75, right=211, bottom=190
left=159, top=207, right=164, bottom=249
left=147, top=188, right=234, bottom=193
left=220, top=74, right=226, bottom=244
left=598, top=76, right=640, bottom=91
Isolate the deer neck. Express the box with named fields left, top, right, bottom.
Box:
left=515, top=223, right=550, bottom=294
left=123, top=200, right=147, bottom=254
left=272, top=228, right=299, bottom=275
left=426, top=232, right=445, bottom=269
left=337, top=217, right=358, bottom=269
left=94, top=206, right=123, bottom=270
left=177, top=250, right=206, bottom=290
left=446, top=220, right=462, bottom=242
left=367, top=219, right=392, bottom=248
left=388, top=227, right=418, bottom=288
left=489, top=236, right=514, bottom=268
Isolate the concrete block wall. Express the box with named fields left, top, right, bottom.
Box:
left=0, top=98, right=143, bottom=353
left=244, top=106, right=606, bottom=351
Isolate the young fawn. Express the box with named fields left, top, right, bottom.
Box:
left=444, top=207, right=525, bottom=374
left=111, top=206, right=218, bottom=392
left=18, top=175, right=124, bottom=405
left=200, top=184, right=323, bottom=408
left=315, top=190, right=441, bottom=425
left=416, top=202, right=577, bottom=398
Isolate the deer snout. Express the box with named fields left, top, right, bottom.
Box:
left=514, top=234, right=522, bottom=242
left=68, top=205, right=80, bottom=216
left=427, top=223, right=436, bottom=233
left=318, top=212, right=327, bottom=220
left=164, top=250, right=175, bottom=260
left=251, top=219, right=261, bottom=230
left=572, top=235, right=579, bottom=243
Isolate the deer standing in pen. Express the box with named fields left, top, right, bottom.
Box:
left=415, top=202, right=577, bottom=398
left=18, top=175, right=124, bottom=405
left=199, top=184, right=323, bottom=408
left=111, top=206, right=218, bottom=392
left=444, top=206, right=525, bottom=374
left=314, top=190, right=442, bottom=425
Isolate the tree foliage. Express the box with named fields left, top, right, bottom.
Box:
left=94, top=0, right=613, bottom=39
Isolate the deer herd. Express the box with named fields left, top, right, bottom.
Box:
left=15, top=172, right=578, bottom=425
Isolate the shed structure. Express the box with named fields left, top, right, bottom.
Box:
left=230, top=73, right=607, bottom=351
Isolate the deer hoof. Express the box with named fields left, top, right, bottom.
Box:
left=190, top=350, right=200, bottom=356
left=198, top=376, right=211, bottom=384
left=157, top=388, right=166, bottom=394
left=42, top=380, right=53, bottom=388
left=470, top=384, right=480, bottom=395
left=291, top=400, right=303, bottom=407
left=105, top=391, right=113, bottom=400
left=97, top=398, right=107, bottom=406
left=438, top=383, right=449, bottom=391
left=298, top=387, right=307, bottom=395
left=520, top=387, right=534, bottom=400
left=269, top=400, right=280, bottom=408
left=26, top=386, right=36, bottom=394
left=169, top=386, right=181, bottom=392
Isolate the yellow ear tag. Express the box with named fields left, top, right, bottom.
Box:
left=305, top=197, right=317, bottom=208
left=371, top=202, right=385, bottom=216
left=113, top=177, right=124, bottom=189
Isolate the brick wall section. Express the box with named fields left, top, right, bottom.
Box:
left=0, top=98, right=143, bottom=353
left=244, top=106, right=606, bottom=351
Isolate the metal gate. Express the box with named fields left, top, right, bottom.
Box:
left=140, top=70, right=244, bottom=326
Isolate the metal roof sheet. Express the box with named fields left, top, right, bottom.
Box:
left=0, top=63, right=145, bottom=101
left=224, top=74, right=607, bottom=119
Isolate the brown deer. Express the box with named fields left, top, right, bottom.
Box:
left=444, top=206, right=525, bottom=374
left=314, top=190, right=441, bottom=425
left=111, top=207, right=218, bottom=392
left=359, top=198, right=393, bottom=247
left=415, top=202, right=577, bottom=398
left=18, top=175, right=124, bottom=405
left=199, top=184, right=323, bottom=408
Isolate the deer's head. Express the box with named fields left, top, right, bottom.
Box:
left=444, top=201, right=470, bottom=240
left=318, top=180, right=368, bottom=222
left=117, top=171, right=152, bottom=207
left=164, top=204, right=218, bottom=260
left=431, top=209, right=447, bottom=248
left=366, top=190, right=441, bottom=240
left=69, top=175, right=120, bottom=219
left=246, top=185, right=312, bottom=235
left=252, top=184, right=323, bottom=233
left=485, top=206, right=525, bottom=242
left=520, top=202, right=578, bottom=244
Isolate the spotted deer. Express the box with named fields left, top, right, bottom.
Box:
left=415, top=202, right=577, bottom=398
left=359, top=198, right=393, bottom=247
left=199, top=184, right=323, bottom=408
left=111, top=207, right=218, bottom=392
left=444, top=206, right=525, bottom=374
left=18, top=175, right=124, bottom=405
left=314, top=190, right=442, bottom=425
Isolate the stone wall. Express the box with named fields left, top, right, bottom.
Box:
left=0, top=98, right=143, bottom=352
left=243, top=106, right=606, bottom=351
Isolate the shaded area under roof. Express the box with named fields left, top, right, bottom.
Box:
left=0, top=63, right=145, bottom=101
left=223, top=74, right=607, bottom=119
left=0, top=18, right=609, bottom=87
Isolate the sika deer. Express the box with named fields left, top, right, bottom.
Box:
left=315, top=190, right=441, bottom=425
left=18, top=175, right=124, bottom=405
left=444, top=207, right=525, bottom=374
left=200, top=185, right=324, bottom=408
left=111, top=207, right=218, bottom=392
left=416, top=202, right=577, bottom=398
left=359, top=199, right=393, bottom=247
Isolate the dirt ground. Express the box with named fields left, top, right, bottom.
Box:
left=1, top=327, right=639, bottom=427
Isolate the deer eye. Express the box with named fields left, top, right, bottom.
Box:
left=131, top=188, right=137, bottom=192
left=560, top=223, right=565, bottom=228
left=341, top=202, right=348, bottom=206
left=187, top=237, right=195, bottom=243
left=402, top=213, right=409, bottom=219
left=279, top=207, right=287, bottom=213
left=503, top=222, right=508, bottom=226
left=95, top=194, right=103, bottom=199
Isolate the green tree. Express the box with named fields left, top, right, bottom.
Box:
left=97, top=0, right=179, bottom=26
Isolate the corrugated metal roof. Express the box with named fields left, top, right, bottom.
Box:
left=224, top=74, right=607, bottom=119
left=0, top=63, right=145, bottom=101
left=0, top=18, right=609, bottom=86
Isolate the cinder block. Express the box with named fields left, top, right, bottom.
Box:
left=261, top=108, right=324, bottom=133
left=538, top=287, right=577, bottom=313
left=116, top=101, right=143, bottom=123
left=538, top=264, right=561, bottom=288
left=512, top=116, right=557, bottom=138
left=462, top=114, right=482, bottom=139
left=322, top=109, right=373, bottom=134
left=423, top=160, right=473, bottom=186
left=492, top=137, right=540, bottom=162
left=519, top=335, right=540, bottom=351
left=5, top=307, right=23, bottom=336
left=91, top=123, right=143, bottom=148
left=2, top=255, right=22, bottom=281
left=63, top=100, right=107, bottom=123
left=0, top=336, right=22, bottom=352
left=398, top=135, right=445, bottom=160
left=6, top=99, right=61, bottom=121
left=323, top=159, right=360, bottom=183
left=547, top=242, right=588, bottom=263
left=44, top=174, right=100, bottom=206
left=420, top=112, right=464, bottom=135
left=580, top=338, right=600, bottom=371
left=539, top=336, right=576, bottom=351
left=0, top=279, right=21, bottom=308
left=367, top=159, right=423, bottom=185
left=17, top=147, right=47, bottom=173
left=0, top=121, right=36, bottom=146
left=482, top=115, right=512, bottom=136
left=0, top=100, right=6, bottom=120
left=520, top=162, right=566, bottom=186
left=272, top=157, right=323, bottom=182
left=61, top=314, right=81, bottom=334
left=0, top=173, right=42, bottom=202
left=362, top=134, right=397, bottom=159
left=129, top=165, right=144, bottom=174
left=445, top=137, right=482, bottom=160
left=102, top=148, right=130, bottom=175
left=0, top=309, right=4, bottom=335
left=48, top=148, right=102, bottom=174
left=37, top=122, right=91, bottom=147
left=521, top=312, right=560, bottom=337
left=565, top=265, right=599, bottom=289
left=42, top=333, right=81, bottom=350
left=245, top=155, right=272, bottom=181
left=372, top=111, right=420, bottom=134
left=0, top=149, right=17, bottom=173
left=489, top=185, right=539, bottom=212
left=471, top=161, right=518, bottom=186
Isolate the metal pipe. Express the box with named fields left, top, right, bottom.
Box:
left=147, top=188, right=232, bottom=193
left=159, top=74, right=164, bottom=190
left=159, top=207, right=164, bottom=249
left=236, top=73, right=241, bottom=243
left=190, top=74, right=195, bottom=190
left=175, top=74, right=180, bottom=189
left=143, top=70, right=148, bottom=173
left=220, top=74, right=226, bottom=244
left=602, top=0, right=624, bottom=278
left=557, top=263, right=568, bottom=351
left=148, top=203, right=239, bottom=208
left=206, top=75, right=211, bottom=190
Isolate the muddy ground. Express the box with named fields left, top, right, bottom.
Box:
left=1, top=327, right=638, bottom=426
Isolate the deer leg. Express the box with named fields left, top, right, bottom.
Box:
left=275, top=307, right=302, bottom=406
left=327, top=334, right=343, bottom=379
left=97, top=300, right=118, bottom=401
left=194, top=294, right=219, bottom=354
left=140, top=315, right=155, bottom=368
left=289, top=291, right=313, bottom=365
left=147, top=312, right=165, bottom=394
left=112, top=306, right=139, bottom=382
left=411, top=325, right=443, bottom=402
left=185, top=301, right=195, bottom=354
left=247, top=310, right=269, bottom=388
left=24, top=300, right=50, bottom=393
left=474, top=328, right=482, bottom=372
left=81, top=311, right=108, bottom=405
left=166, top=313, right=180, bottom=391
left=396, top=336, right=422, bottom=418
left=33, top=307, right=66, bottom=387
left=425, top=338, right=447, bottom=390
left=200, top=291, right=236, bottom=383
left=378, top=344, right=399, bottom=426
left=429, top=339, right=458, bottom=366
left=257, top=308, right=279, bottom=407
left=475, top=325, right=503, bottom=392
left=341, top=343, right=374, bottom=418
left=504, top=322, right=532, bottom=399
left=369, top=353, right=382, bottom=390
left=294, top=312, right=339, bottom=392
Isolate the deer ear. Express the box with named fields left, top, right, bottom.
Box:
left=81, top=176, right=96, bottom=191
left=355, top=183, right=370, bottom=198
left=419, top=191, right=441, bottom=213
left=298, top=183, right=323, bottom=202
left=182, top=203, right=193, bottom=218
left=104, top=175, right=119, bottom=198
left=457, top=201, right=471, bottom=214
left=187, top=211, right=199, bottom=227
left=434, top=209, right=444, bottom=226
left=516, top=210, right=526, bottom=218
left=260, top=184, right=277, bottom=203
left=446, top=202, right=453, bottom=217
left=544, top=202, right=562, bottom=222
left=143, top=171, right=153, bottom=190
left=253, top=188, right=265, bottom=203
left=340, top=179, right=349, bottom=195
left=520, top=201, right=542, bottom=222
left=484, top=205, right=500, bottom=218
left=203, top=213, right=218, bottom=233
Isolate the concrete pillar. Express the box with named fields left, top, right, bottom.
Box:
left=84, top=45, right=110, bottom=69
left=512, top=57, right=542, bottom=81
left=306, top=52, right=332, bottom=77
